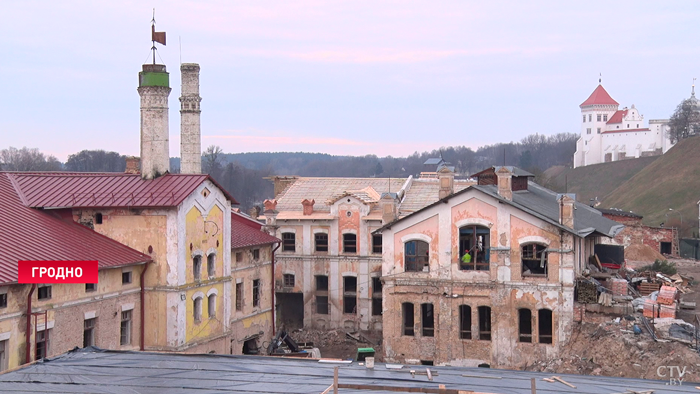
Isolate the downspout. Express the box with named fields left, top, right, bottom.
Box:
left=140, top=262, right=151, bottom=351
left=25, top=284, right=36, bottom=364
left=271, top=242, right=280, bottom=334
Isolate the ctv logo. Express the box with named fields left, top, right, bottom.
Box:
left=18, top=261, right=98, bottom=283
left=657, top=365, right=691, bottom=385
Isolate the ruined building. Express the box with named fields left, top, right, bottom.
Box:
left=376, top=166, right=623, bottom=367
left=262, top=164, right=474, bottom=332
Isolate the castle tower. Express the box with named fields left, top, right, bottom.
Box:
left=573, top=83, right=619, bottom=168
left=179, top=63, right=202, bottom=174
left=138, top=64, right=171, bottom=179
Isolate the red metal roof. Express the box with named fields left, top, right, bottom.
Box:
left=6, top=172, right=238, bottom=208
left=580, top=85, right=619, bottom=107
left=0, top=174, right=152, bottom=284
left=231, top=212, right=280, bottom=249
left=601, top=128, right=650, bottom=134
left=606, top=109, right=628, bottom=124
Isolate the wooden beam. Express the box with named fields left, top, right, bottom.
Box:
left=333, top=366, right=339, bottom=394
left=337, top=384, right=478, bottom=393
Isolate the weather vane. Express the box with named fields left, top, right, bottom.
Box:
left=150, top=8, right=167, bottom=64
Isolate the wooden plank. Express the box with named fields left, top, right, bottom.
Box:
left=337, top=383, right=475, bottom=393
left=594, top=254, right=603, bottom=270
left=542, top=378, right=555, bottom=383
left=552, top=376, right=576, bottom=388
left=333, top=366, right=338, bottom=394
left=320, top=384, right=334, bottom=394
left=531, top=378, right=536, bottom=394
left=427, top=368, right=433, bottom=381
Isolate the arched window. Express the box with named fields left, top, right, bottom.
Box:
left=207, top=253, right=216, bottom=277
left=193, top=255, right=202, bottom=281
left=193, top=297, right=202, bottom=322
left=459, top=225, right=490, bottom=271
left=518, top=309, right=532, bottom=343
left=521, top=243, right=548, bottom=276
left=459, top=305, right=472, bottom=339
left=538, top=309, right=553, bottom=344
left=405, top=240, right=429, bottom=272
left=208, top=294, right=216, bottom=318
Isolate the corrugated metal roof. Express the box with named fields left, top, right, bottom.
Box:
left=231, top=212, right=280, bottom=249
left=6, top=172, right=238, bottom=208
left=0, top=174, right=152, bottom=284
left=0, top=347, right=689, bottom=394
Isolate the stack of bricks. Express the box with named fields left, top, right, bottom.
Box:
left=610, top=278, right=628, bottom=296
left=643, top=299, right=658, bottom=318
left=656, top=285, right=678, bottom=319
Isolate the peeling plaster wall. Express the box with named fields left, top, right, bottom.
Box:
left=381, top=190, right=578, bottom=368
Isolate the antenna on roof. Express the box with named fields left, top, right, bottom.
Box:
left=599, top=73, right=602, bottom=84
left=502, top=148, right=505, bottom=166
left=565, top=175, right=568, bottom=193
left=693, top=77, right=696, bottom=97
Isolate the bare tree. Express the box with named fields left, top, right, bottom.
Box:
left=668, top=98, right=700, bottom=143
left=202, top=145, right=224, bottom=180
left=0, top=147, right=62, bottom=171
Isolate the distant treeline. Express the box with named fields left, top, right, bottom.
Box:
left=1, top=132, right=578, bottom=210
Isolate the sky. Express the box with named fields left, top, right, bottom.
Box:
left=2, top=1, right=699, bottom=162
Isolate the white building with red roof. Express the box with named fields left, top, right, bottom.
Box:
left=573, top=83, right=672, bottom=168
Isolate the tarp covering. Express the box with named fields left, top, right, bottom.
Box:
left=0, top=347, right=696, bottom=393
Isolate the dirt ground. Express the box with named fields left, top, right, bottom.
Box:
left=290, top=328, right=384, bottom=361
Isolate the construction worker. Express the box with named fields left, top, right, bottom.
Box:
left=461, top=248, right=472, bottom=264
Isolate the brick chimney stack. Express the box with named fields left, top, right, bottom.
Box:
left=496, top=167, right=513, bottom=201
left=179, top=63, right=202, bottom=174
left=263, top=199, right=278, bottom=226
left=437, top=166, right=455, bottom=200
left=138, top=63, right=171, bottom=179
left=380, top=193, right=399, bottom=225
left=301, top=199, right=315, bottom=215
left=558, top=194, right=576, bottom=229
left=125, top=156, right=140, bottom=174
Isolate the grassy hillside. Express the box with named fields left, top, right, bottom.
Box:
left=602, top=137, right=700, bottom=236
left=542, top=156, right=659, bottom=205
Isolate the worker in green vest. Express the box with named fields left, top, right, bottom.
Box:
left=461, top=249, right=472, bottom=263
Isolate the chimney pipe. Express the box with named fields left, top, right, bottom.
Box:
left=437, top=166, right=455, bottom=200
left=179, top=63, right=202, bottom=174
left=496, top=167, right=513, bottom=201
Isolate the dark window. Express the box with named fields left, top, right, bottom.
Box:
left=253, top=249, right=260, bottom=260
left=85, top=283, right=96, bottom=292
left=83, top=318, right=96, bottom=347
left=405, top=240, right=429, bottom=272
left=459, top=305, right=472, bottom=339
left=371, top=277, right=382, bottom=316
left=521, top=243, right=548, bottom=276
left=421, top=303, right=434, bottom=337
left=95, top=213, right=103, bottom=224
left=253, top=279, right=260, bottom=307
left=208, top=294, right=216, bottom=318
left=518, top=309, right=532, bottom=343
left=35, top=330, right=49, bottom=360
left=235, top=283, right=243, bottom=311
left=478, top=306, right=491, bottom=341
left=582, top=115, right=586, bottom=123
left=539, top=309, right=553, bottom=344
left=343, top=233, right=357, bottom=253
left=283, top=274, right=295, bottom=287
left=372, top=234, right=382, bottom=254
left=316, top=296, right=329, bottom=315
left=0, top=293, right=6, bottom=309
left=315, top=233, right=328, bottom=252
left=282, top=233, right=295, bottom=252
left=194, top=297, right=202, bottom=322
left=316, top=275, right=329, bottom=314
left=597, top=114, right=601, bottom=121
left=120, top=310, right=132, bottom=346
left=588, top=114, right=592, bottom=122
left=420, top=360, right=434, bottom=366
left=343, top=276, right=357, bottom=314
left=603, top=114, right=608, bottom=121
left=316, top=275, right=328, bottom=291
left=122, top=271, right=132, bottom=284
left=402, top=302, right=414, bottom=336
left=207, top=253, right=215, bottom=277
left=0, top=339, right=7, bottom=371
left=660, top=242, right=672, bottom=255
left=193, top=256, right=202, bottom=281
left=235, top=252, right=243, bottom=263
left=38, top=285, right=51, bottom=300
left=459, top=225, right=490, bottom=271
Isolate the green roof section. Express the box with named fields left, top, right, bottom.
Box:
left=139, top=64, right=169, bottom=88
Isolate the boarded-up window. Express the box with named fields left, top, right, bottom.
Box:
left=208, top=294, right=217, bottom=318
left=193, top=256, right=202, bottom=281
left=402, top=302, right=414, bottom=336
left=459, top=305, right=472, bottom=339
left=207, top=253, right=216, bottom=277
left=194, top=297, right=202, bottom=322
left=235, top=283, right=243, bottom=311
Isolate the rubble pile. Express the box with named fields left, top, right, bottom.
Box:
left=624, top=244, right=665, bottom=261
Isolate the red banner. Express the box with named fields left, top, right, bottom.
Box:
left=18, top=260, right=99, bottom=284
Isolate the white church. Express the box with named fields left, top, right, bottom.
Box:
left=573, top=83, right=673, bottom=168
